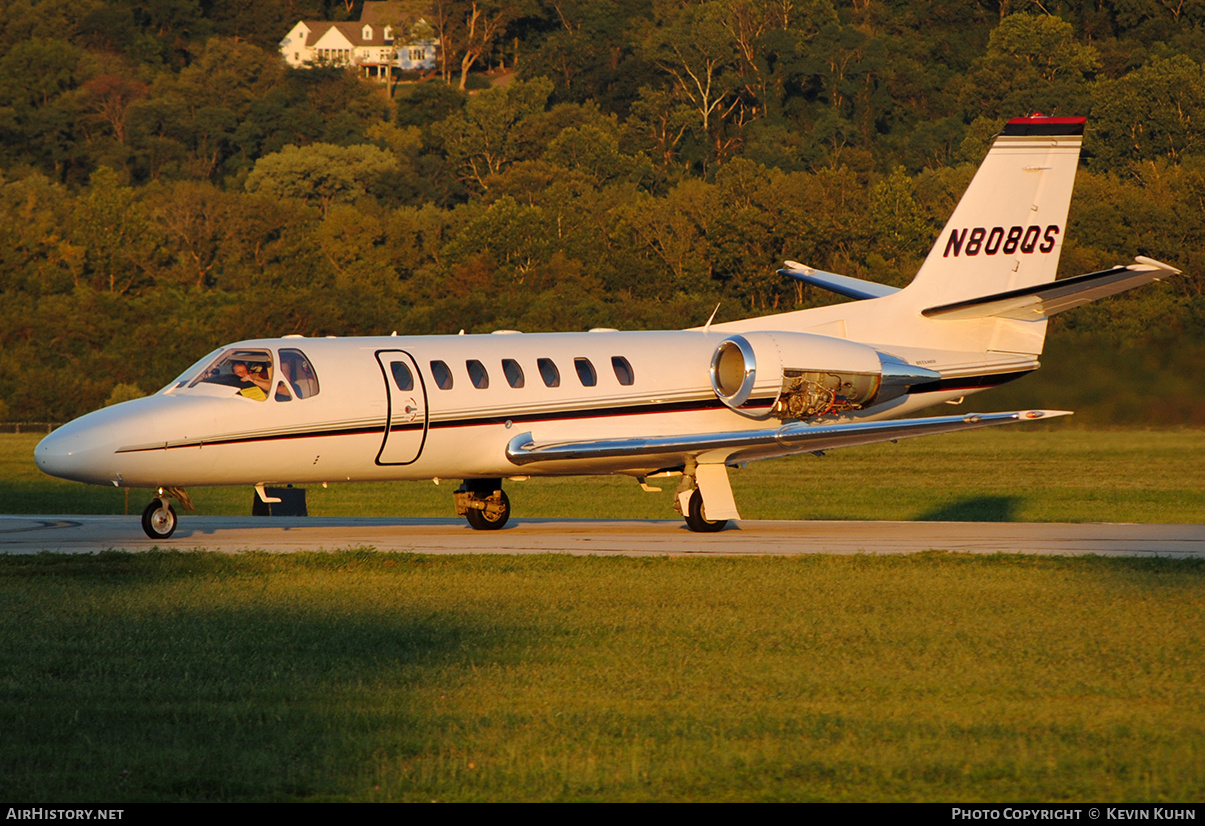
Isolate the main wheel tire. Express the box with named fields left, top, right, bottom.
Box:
left=141, top=500, right=178, bottom=539
left=465, top=490, right=510, bottom=531
left=684, top=488, right=727, bottom=533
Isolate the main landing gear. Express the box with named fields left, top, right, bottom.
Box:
left=140, top=487, right=194, bottom=539
left=682, top=487, right=728, bottom=533
left=454, top=479, right=511, bottom=530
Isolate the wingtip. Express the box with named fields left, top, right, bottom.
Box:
left=1131, top=255, right=1182, bottom=275
left=1025, top=409, right=1074, bottom=419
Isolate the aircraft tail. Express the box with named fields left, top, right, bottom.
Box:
left=904, top=116, right=1084, bottom=307
left=891, top=115, right=1085, bottom=356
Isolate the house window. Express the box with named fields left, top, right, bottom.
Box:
left=409, top=47, right=425, bottom=61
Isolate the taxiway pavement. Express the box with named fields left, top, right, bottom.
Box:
left=1, top=515, right=1203, bottom=557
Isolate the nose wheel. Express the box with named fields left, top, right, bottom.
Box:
left=141, top=499, right=178, bottom=539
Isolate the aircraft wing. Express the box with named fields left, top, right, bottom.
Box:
left=778, top=261, right=900, bottom=300
left=922, top=256, right=1181, bottom=321
left=506, top=409, right=1071, bottom=469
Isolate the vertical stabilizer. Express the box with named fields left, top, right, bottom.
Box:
left=903, top=116, right=1084, bottom=309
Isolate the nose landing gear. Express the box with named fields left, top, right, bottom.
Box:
left=141, top=499, right=177, bottom=539
left=140, top=487, right=193, bottom=539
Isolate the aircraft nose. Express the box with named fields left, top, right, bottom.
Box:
left=36, top=420, right=118, bottom=485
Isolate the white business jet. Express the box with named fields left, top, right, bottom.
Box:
left=36, top=116, right=1180, bottom=538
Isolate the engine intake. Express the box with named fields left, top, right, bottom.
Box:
left=710, top=332, right=940, bottom=420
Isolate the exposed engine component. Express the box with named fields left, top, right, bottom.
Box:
left=776, top=369, right=880, bottom=418
left=710, top=332, right=941, bottom=420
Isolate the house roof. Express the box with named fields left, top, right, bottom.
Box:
left=305, top=21, right=382, bottom=48
left=360, top=1, right=431, bottom=27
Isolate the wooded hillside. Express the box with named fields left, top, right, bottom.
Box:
left=1, top=0, right=1202, bottom=423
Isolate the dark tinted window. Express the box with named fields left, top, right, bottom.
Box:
left=502, top=359, right=524, bottom=388
left=611, top=356, right=634, bottom=386
left=430, top=360, right=453, bottom=390
left=574, top=358, right=596, bottom=387
left=538, top=358, right=560, bottom=387
left=467, top=359, right=489, bottom=389
left=390, top=362, right=414, bottom=391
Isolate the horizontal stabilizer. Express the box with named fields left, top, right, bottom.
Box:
left=506, top=410, right=1072, bottom=469
left=779, top=261, right=900, bottom=300
left=922, top=257, right=1181, bottom=321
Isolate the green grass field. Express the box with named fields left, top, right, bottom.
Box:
left=1, top=551, right=1202, bottom=802
left=3, top=430, right=1203, bottom=802
left=3, top=429, right=1203, bottom=523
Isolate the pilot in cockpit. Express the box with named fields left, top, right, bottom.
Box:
left=232, top=360, right=272, bottom=401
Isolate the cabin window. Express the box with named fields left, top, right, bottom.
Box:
left=279, top=349, right=320, bottom=398
left=612, top=356, right=634, bottom=386
left=390, top=362, right=414, bottom=391
left=574, top=358, right=597, bottom=387
left=275, top=382, right=293, bottom=402
left=502, top=359, right=525, bottom=388
left=538, top=358, right=560, bottom=387
left=430, top=360, right=453, bottom=390
left=467, top=359, right=489, bottom=389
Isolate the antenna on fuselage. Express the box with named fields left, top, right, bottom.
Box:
left=703, top=303, right=721, bottom=333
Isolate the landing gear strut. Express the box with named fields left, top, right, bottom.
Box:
left=454, top=479, right=511, bottom=530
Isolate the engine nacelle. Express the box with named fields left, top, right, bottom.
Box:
left=709, top=332, right=940, bottom=420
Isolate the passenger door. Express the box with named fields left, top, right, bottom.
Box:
left=375, top=349, right=428, bottom=465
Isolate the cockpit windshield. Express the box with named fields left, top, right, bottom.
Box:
left=170, top=346, right=321, bottom=402
left=189, top=349, right=275, bottom=401
left=159, top=347, right=224, bottom=394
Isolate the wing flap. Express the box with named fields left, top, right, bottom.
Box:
left=505, top=410, right=1072, bottom=468
left=922, top=257, right=1181, bottom=321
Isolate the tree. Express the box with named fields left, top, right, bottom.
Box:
left=244, top=143, right=400, bottom=216
left=649, top=2, right=741, bottom=136
left=431, top=0, right=520, bottom=89
left=72, top=167, right=156, bottom=293
left=960, top=14, right=1099, bottom=119
left=1091, top=55, right=1205, bottom=166
left=432, top=78, right=553, bottom=189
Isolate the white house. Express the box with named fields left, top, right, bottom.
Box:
left=279, top=1, right=439, bottom=79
